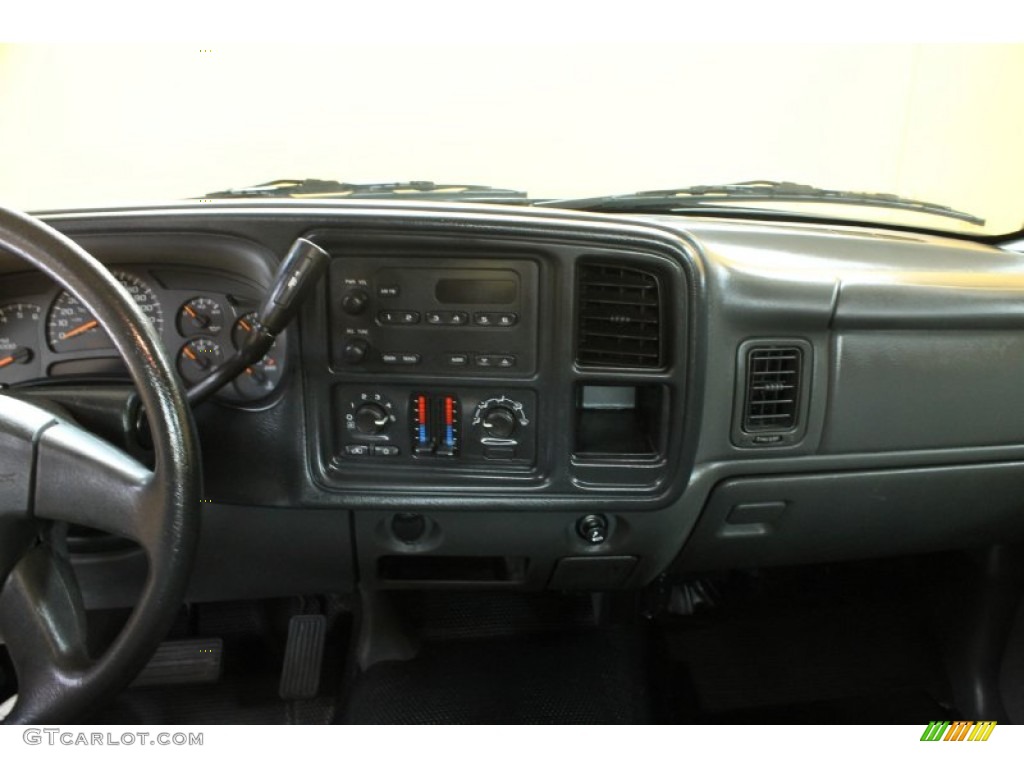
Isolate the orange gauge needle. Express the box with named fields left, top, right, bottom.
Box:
left=239, top=319, right=253, bottom=333
left=183, top=347, right=198, bottom=362
left=0, top=348, right=32, bottom=369
left=183, top=304, right=199, bottom=319
left=61, top=319, right=99, bottom=340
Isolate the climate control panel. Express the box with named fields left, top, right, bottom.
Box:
left=335, top=386, right=536, bottom=467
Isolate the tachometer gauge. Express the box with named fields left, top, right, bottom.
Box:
left=178, top=296, right=225, bottom=335
left=47, top=272, right=164, bottom=353
left=177, top=337, right=223, bottom=385
left=0, top=302, right=42, bottom=384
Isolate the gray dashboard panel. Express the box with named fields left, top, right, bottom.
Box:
left=12, top=203, right=1024, bottom=591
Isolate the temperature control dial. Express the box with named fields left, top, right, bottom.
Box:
left=480, top=406, right=517, bottom=438
left=472, top=396, right=529, bottom=441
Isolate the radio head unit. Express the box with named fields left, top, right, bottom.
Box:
left=328, top=257, right=539, bottom=376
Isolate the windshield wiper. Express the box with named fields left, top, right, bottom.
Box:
left=537, top=180, right=986, bottom=226
left=197, top=179, right=530, bottom=202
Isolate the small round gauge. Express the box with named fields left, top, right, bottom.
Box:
left=47, top=272, right=164, bottom=353
left=229, top=312, right=284, bottom=401
left=231, top=311, right=260, bottom=349
left=178, top=297, right=225, bottom=336
left=0, top=303, right=42, bottom=384
left=177, top=337, right=223, bottom=385
left=234, top=344, right=282, bottom=400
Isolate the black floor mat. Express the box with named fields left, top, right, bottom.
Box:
left=343, top=628, right=651, bottom=724
left=651, top=559, right=960, bottom=724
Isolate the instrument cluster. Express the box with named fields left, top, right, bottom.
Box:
left=0, top=266, right=285, bottom=403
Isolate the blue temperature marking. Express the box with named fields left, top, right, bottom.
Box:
left=419, top=425, right=427, bottom=444
left=446, top=426, right=454, bottom=446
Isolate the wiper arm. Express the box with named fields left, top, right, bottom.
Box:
left=197, top=179, right=529, bottom=202
left=537, top=180, right=986, bottom=226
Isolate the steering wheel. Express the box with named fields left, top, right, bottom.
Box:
left=0, top=206, right=200, bottom=724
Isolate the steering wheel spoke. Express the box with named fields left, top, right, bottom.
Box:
left=0, top=544, right=91, bottom=724
left=34, top=421, right=158, bottom=549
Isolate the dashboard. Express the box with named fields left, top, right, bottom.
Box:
left=3, top=201, right=1024, bottom=606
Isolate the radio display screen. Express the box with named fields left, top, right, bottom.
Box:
left=435, top=278, right=517, bottom=305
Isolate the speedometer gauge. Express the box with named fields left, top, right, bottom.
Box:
left=47, top=271, right=163, bottom=353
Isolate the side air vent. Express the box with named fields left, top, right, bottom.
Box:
left=576, top=263, right=663, bottom=368
left=742, top=346, right=802, bottom=432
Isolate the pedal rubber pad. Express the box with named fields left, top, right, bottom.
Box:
left=279, top=614, right=327, bottom=700
left=131, top=638, right=223, bottom=688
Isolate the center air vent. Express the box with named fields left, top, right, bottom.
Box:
left=742, top=346, right=802, bottom=432
left=576, top=263, right=663, bottom=368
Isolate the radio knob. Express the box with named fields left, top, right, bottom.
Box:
left=343, top=337, right=370, bottom=364
left=341, top=289, right=369, bottom=315
left=354, top=403, right=390, bottom=435
left=481, top=406, right=517, bottom=439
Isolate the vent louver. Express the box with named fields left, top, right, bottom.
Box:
left=743, top=346, right=802, bottom=432
left=576, top=263, right=662, bottom=368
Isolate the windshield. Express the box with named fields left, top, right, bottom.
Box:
left=1, top=42, right=1022, bottom=236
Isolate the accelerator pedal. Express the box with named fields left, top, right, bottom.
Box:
left=131, top=638, right=223, bottom=687
left=279, top=614, right=327, bottom=700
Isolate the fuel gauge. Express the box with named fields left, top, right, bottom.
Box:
left=0, top=303, right=42, bottom=384
left=177, top=337, right=223, bottom=385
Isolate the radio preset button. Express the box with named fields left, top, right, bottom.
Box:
left=474, top=312, right=518, bottom=327
left=378, top=310, right=421, bottom=325
left=426, top=311, right=469, bottom=326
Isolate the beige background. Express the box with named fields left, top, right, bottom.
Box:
left=0, top=43, right=1021, bottom=233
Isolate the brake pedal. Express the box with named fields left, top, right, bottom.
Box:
left=131, top=638, right=223, bottom=687
left=279, top=614, right=327, bottom=700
